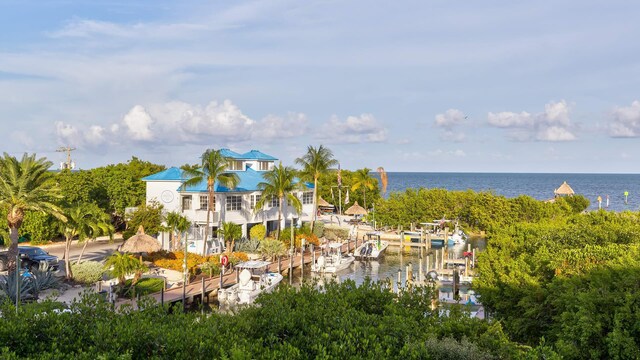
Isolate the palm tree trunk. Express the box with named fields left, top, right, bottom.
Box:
left=276, top=196, right=283, bottom=240
left=76, top=239, right=91, bottom=265
left=7, top=226, right=20, bottom=271
left=65, top=236, right=73, bottom=279
left=311, top=177, right=318, bottom=233
left=363, top=188, right=367, bottom=211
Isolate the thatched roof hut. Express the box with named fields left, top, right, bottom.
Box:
left=119, top=225, right=161, bottom=253
left=345, top=201, right=368, bottom=216
left=554, top=181, right=575, bottom=197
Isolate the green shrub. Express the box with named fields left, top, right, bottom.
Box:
left=324, top=225, right=348, bottom=241
left=20, top=211, right=59, bottom=245
left=71, top=261, right=105, bottom=284
left=312, top=221, right=324, bottom=237
left=249, top=224, right=266, bottom=240
left=235, top=238, right=260, bottom=252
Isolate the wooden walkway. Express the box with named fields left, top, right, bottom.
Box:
left=115, top=241, right=356, bottom=309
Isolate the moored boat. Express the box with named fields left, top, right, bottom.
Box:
left=217, top=260, right=283, bottom=305
left=354, top=232, right=388, bottom=259
left=311, top=242, right=355, bottom=273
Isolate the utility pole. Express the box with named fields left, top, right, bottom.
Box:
left=56, top=146, right=76, bottom=170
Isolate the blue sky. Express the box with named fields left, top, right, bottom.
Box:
left=2, top=1, right=640, bottom=172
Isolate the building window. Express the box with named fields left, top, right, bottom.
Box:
left=228, top=160, right=243, bottom=171
left=181, top=195, right=192, bottom=211
left=250, top=194, right=261, bottom=209
left=259, top=161, right=270, bottom=171
left=269, top=195, right=280, bottom=208
left=226, top=195, right=242, bottom=211
left=200, top=195, right=214, bottom=210
left=303, top=192, right=313, bottom=205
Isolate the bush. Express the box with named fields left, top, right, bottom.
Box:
left=249, top=224, right=266, bottom=240
left=146, top=251, right=249, bottom=275
left=324, top=226, right=349, bottom=241
left=235, top=238, right=260, bottom=252
left=21, top=211, right=59, bottom=245
left=312, top=221, right=324, bottom=237
left=259, top=237, right=287, bottom=260
left=123, top=277, right=164, bottom=298
left=71, top=261, right=105, bottom=284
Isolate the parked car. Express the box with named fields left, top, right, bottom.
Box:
left=0, top=246, right=59, bottom=271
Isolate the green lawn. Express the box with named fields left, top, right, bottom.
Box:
left=123, top=277, right=164, bottom=298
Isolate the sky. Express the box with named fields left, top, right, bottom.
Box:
left=2, top=1, right=640, bottom=173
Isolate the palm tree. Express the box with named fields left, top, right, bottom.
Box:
left=295, top=145, right=338, bottom=233
left=103, top=252, right=148, bottom=289
left=182, top=149, right=239, bottom=255
left=165, top=211, right=191, bottom=251
left=75, top=205, right=114, bottom=265
left=351, top=168, right=376, bottom=210
left=0, top=153, right=65, bottom=271
left=58, top=204, right=105, bottom=279
left=255, top=163, right=302, bottom=240
left=217, top=221, right=242, bottom=254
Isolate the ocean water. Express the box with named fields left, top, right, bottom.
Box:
left=381, top=172, right=640, bottom=212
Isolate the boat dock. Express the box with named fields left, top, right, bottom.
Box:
left=114, top=241, right=359, bottom=310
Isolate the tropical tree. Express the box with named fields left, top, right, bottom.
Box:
left=103, top=252, right=148, bottom=289
left=58, top=204, right=111, bottom=279
left=0, top=153, right=65, bottom=271
left=75, top=205, right=114, bottom=265
left=255, top=163, right=302, bottom=240
left=182, top=149, right=240, bottom=255
left=165, top=211, right=191, bottom=251
left=295, top=145, right=338, bottom=232
left=351, top=168, right=376, bottom=210
left=217, top=221, right=242, bottom=254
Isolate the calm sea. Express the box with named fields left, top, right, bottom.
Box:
left=382, top=172, right=640, bottom=212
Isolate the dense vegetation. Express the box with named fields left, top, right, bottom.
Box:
left=374, top=188, right=589, bottom=232
left=0, top=280, right=553, bottom=359
left=475, top=211, right=640, bottom=359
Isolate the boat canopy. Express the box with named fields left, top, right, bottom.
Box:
left=327, top=242, right=343, bottom=249
left=236, top=260, right=271, bottom=269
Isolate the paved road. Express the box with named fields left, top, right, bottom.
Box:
left=44, top=238, right=124, bottom=264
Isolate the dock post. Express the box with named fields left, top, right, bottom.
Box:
left=236, top=267, right=240, bottom=284
left=399, top=231, right=404, bottom=254
left=160, top=287, right=164, bottom=307
left=465, top=256, right=469, bottom=277
left=433, top=251, right=437, bottom=271
left=406, top=263, right=413, bottom=287
left=311, top=244, right=315, bottom=269
left=427, top=232, right=431, bottom=251
left=444, top=227, right=449, bottom=247
left=467, top=243, right=471, bottom=253
left=278, top=255, right=282, bottom=273
left=418, top=257, right=423, bottom=283
left=397, top=269, right=402, bottom=294
left=426, top=255, right=430, bottom=271
left=201, top=277, right=206, bottom=314
left=419, top=229, right=424, bottom=258
left=289, top=250, right=293, bottom=285
left=472, top=248, right=476, bottom=269
left=219, top=267, right=223, bottom=292
left=300, top=243, right=304, bottom=279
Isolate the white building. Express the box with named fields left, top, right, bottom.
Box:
left=142, top=149, right=315, bottom=253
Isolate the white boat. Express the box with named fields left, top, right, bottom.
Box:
left=447, top=229, right=467, bottom=245
left=354, top=233, right=389, bottom=259
left=217, top=260, right=283, bottom=305
left=311, top=242, right=355, bottom=273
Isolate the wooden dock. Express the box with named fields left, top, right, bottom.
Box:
left=114, top=241, right=356, bottom=310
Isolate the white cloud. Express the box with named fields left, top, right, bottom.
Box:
left=435, top=109, right=466, bottom=130
left=609, top=100, right=640, bottom=137
left=254, top=112, right=309, bottom=140
left=54, top=99, right=312, bottom=150
left=487, top=111, right=532, bottom=127
left=487, top=100, right=576, bottom=142
left=320, top=114, right=388, bottom=143
left=427, top=149, right=466, bottom=157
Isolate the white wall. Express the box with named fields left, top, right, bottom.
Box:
left=146, top=181, right=182, bottom=212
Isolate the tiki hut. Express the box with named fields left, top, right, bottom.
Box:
left=345, top=201, right=368, bottom=216
left=554, top=181, right=575, bottom=197
left=318, top=196, right=335, bottom=214
left=119, top=225, right=161, bottom=253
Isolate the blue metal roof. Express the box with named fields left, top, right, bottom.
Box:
left=179, top=168, right=314, bottom=193
left=240, top=150, right=278, bottom=161
left=141, top=167, right=184, bottom=181
left=219, top=148, right=277, bottom=161
left=181, top=167, right=266, bottom=193
left=219, top=148, right=244, bottom=159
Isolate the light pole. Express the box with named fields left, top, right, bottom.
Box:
left=289, top=214, right=295, bottom=285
